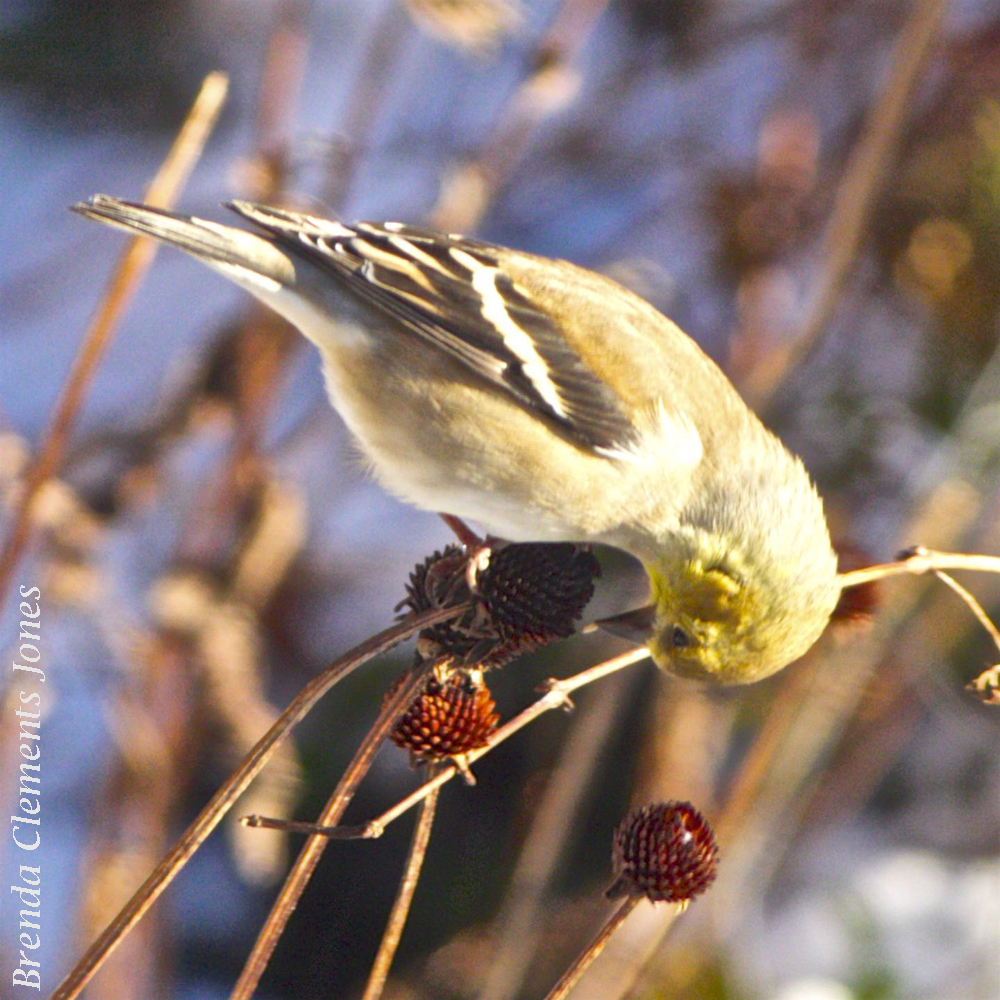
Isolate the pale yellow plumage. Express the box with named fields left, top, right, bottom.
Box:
left=72, top=194, right=840, bottom=683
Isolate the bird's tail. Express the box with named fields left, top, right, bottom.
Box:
left=70, top=195, right=297, bottom=291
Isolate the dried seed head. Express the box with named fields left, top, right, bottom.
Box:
left=477, top=542, right=600, bottom=651
left=399, top=542, right=600, bottom=668
left=607, top=801, right=719, bottom=904
left=388, top=670, right=499, bottom=761
left=399, top=545, right=480, bottom=660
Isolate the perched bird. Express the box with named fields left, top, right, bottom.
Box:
left=72, top=195, right=840, bottom=684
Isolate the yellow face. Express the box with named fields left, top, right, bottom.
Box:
left=644, top=557, right=835, bottom=685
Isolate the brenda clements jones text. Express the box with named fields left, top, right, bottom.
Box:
left=11, top=584, right=43, bottom=992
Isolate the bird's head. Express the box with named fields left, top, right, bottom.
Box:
left=601, top=538, right=840, bottom=685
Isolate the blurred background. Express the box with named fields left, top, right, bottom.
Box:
left=1, top=0, right=999, bottom=998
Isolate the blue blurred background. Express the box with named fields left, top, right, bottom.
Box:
left=1, top=1, right=999, bottom=998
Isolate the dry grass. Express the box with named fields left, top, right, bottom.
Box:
left=5, top=1, right=999, bottom=998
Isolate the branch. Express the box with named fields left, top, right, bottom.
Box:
left=46, top=606, right=459, bottom=1000
left=244, top=647, right=650, bottom=840
left=838, top=546, right=1000, bottom=589
left=746, top=0, right=949, bottom=408
left=0, top=71, right=229, bottom=605
left=542, top=897, right=643, bottom=1000
left=361, top=766, right=440, bottom=1000
left=228, top=654, right=449, bottom=998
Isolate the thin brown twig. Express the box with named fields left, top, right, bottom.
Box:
left=325, top=0, right=412, bottom=210
left=541, top=896, right=644, bottom=1000
left=491, top=0, right=612, bottom=176
left=626, top=333, right=1000, bottom=998
left=244, top=647, right=651, bottom=840
left=477, top=674, right=634, bottom=1000
left=710, top=652, right=824, bottom=848
left=74, top=25, right=305, bottom=992
left=431, top=0, right=614, bottom=231
left=838, top=547, right=1000, bottom=590
left=746, top=0, right=949, bottom=408
left=228, top=656, right=449, bottom=999
left=179, top=5, right=310, bottom=567
left=932, top=569, right=1000, bottom=656
left=0, top=71, right=229, bottom=607
left=254, top=0, right=309, bottom=168
left=361, top=764, right=441, bottom=1000
left=47, top=606, right=459, bottom=1000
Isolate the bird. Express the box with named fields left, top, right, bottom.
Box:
left=72, top=194, right=841, bottom=685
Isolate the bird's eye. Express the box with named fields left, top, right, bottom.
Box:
left=671, top=625, right=693, bottom=649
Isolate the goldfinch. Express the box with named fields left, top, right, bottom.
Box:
left=72, top=195, right=840, bottom=684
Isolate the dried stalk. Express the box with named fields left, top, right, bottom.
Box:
left=745, top=0, right=950, bottom=408
left=80, top=20, right=308, bottom=989
left=932, top=569, right=1000, bottom=656
left=431, top=0, right=613, bottom=231
left=244, top=647, right=651, bottom=840
left=361, top=766, right=441, bottom=1000
left=178, top=7, right=309, bottom=565
left=47, top=606, right=459, bottom=1000
left=476, top=671, right=635, bottom=1000
left=541, top=896, right=643, bottom=1000
left=228, top=655, right=451, bottom=998
left=253, top=0, right=309, bottom=177
left=838, top=547, right=1000, bottom=589
left=0, top=71, right=228, bottom=606
left=326, top=0, right=412, bottom=209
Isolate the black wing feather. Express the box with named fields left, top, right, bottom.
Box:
left=226, top=205, right=637, bottom=454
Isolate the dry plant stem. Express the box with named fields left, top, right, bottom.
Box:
left=229, top=657, right=447, bottom=999
left=931, top=570, right=1000, bottom=655
left=47, top=607, right=458, bottom=1000
left=492, top=0, right=613, bottom=173
left=326, top=0, right=410, bottom=209
left=184, top=13, right=309, bottom=562
left=255, top=0, right=308, bottom=159
left=838, top=548, right=1000, bottom=589
left=711, top=652, right=823, bottom=847
left=541, top=896, right=643, bottom=1000
left=0, top=71, right=228, bottom=607
left=77, top=33, right=302, bottom=993
left=242, top=815, right=370, bottom=837
left=361, top=766, right=441, bottom=1000
left=431, top=0, right=612, bottom=230
left=245, top=647, right=651, bottom=840
left=477, top=678, right=633, bottom=1000
left=749, top=0, right=949, bottom=408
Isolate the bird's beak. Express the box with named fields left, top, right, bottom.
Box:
left=594, top=604, right=655, bottom=646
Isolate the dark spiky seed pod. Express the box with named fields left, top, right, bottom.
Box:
left=399, top=542, right=600, bottom=668
left=399, top=545, right=484, bottom=660
left=477, top=542, right=600, bottom=650
left=388, top=671, right=499, bottom=760
left=607, top=801, right=719, bottom=904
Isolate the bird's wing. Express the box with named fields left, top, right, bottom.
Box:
left=225, top=202, right=638, bottom=457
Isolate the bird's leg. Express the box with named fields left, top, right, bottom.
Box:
left=439, top=513, right=481, bottom=547
left=437, top=513, right=496, bottom=596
